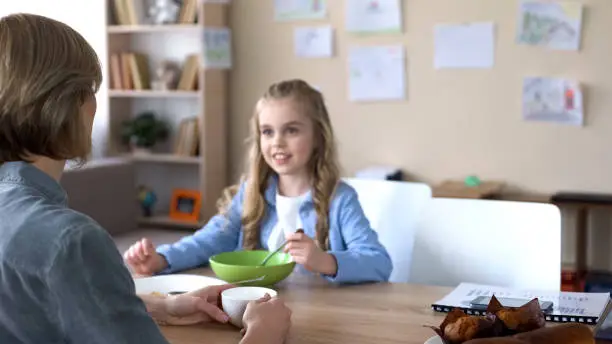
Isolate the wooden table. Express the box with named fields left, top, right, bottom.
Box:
left=159, top=268, right=451, bottom=344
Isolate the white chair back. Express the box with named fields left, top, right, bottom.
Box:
left=343, top=178, right=432, bottom=282
left=409, top=198, right=562, bottom=290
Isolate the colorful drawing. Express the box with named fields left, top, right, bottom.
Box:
left=274, top=0, right=327, bottom=21
left=346, top=0, right=402, bottom=34
left=516, top=1, right=583, bottom=51
left=348, top=45, right=406, bottom=102
left=203, top=28, right=232, bottom=69
left=294, top=26, right=333, bottom=58
left=522, top=77, right=583, bottom=126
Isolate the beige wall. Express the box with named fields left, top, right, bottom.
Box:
left=228, top=0, right=612, bottom=196
left=227, top=0, right=612, bottom=269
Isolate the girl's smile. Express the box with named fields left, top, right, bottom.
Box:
left=272, top=151, right=292, bottom=166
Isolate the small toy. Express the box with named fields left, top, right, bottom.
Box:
left=464, top=175, right=481, bottom=187
left=137, top=185, right=158, bottom=217
left=147, top=0, right=181, bottom=25
left=151, top=60, right=181, bottom=91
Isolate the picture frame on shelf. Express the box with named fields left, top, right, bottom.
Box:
left=169, top=189, right=202, bottom=223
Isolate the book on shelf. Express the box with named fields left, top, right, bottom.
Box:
left=120, top=53, right=134, bottom=89
left=174, top=117, right=200, bottom=157
left=109, top=52, right=150, bottom=90
left=112, top=0, right=145, bottom=26
left=177, top=54, right=200, bottom=91
left=109, top=54, right=123, bottom=90
left=178, top=0, right=198, bottom=24
left=129, top=53, right=151, bottom=90
left=432, top=282, right=610, bottom=325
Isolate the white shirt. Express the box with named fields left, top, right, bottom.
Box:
left=266, top=191, right=308, bottom=251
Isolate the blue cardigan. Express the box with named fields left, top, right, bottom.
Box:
left=156, top=177, right=393, bottom=284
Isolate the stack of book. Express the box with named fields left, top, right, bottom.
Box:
left=109, top=53, right=150, bottom=90
left=109, top=53, right=200, bottom=92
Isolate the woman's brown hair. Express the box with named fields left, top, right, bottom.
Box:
left=0, top=13, right=102, bottom=164
left=239, top=79, right=340, bottom=250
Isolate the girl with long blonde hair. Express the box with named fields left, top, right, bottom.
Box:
left=125, top=79, right=392, bottom=283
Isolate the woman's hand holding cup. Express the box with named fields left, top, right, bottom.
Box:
left=240, top=294, right=292, bottom=344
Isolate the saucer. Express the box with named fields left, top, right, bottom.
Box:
left=424, top=335, right=444, bottom=344
left=133, top=274, right=226, bottom=295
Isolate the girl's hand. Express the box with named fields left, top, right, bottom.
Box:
left=123, top=238, right=168, bottom=276
left=284, top=231, right=337, bottom=276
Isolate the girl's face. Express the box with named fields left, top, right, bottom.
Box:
left=258, top=98, right=315, bottom=179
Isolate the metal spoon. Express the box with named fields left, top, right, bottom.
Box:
left=259, top=229, right=304, bottom=266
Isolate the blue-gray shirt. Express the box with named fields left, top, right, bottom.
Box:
left=0, top=162, right=169, bottom=343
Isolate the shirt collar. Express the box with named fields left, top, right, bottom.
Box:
left=0, top=161, right=68, bottom=205
left=264, top=174, right=313, bottom=207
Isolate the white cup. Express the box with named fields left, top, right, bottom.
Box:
left=221, top=286, right=278, bottom=328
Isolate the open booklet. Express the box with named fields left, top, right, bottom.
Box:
left=432, top=283, right=610, bottom=324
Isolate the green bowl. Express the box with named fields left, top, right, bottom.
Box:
left=209, top=250, right=296, bottom=287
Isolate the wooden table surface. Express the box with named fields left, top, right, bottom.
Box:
left=158, top=268, right=452, bottom=344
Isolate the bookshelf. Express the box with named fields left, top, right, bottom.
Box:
left=106, top=0, right=229, bottom=230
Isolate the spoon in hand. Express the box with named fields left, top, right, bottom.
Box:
left=259, top=229, right=304, bottom=266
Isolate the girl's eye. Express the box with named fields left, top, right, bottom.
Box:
left=261, top=129, right=273, bottom=136
left=286, top=127, right=299, bottom=134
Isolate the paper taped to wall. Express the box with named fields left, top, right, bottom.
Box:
left=203, top=28, right=232, bottom=69
left=348, top=45, right=406, bottom=102
left=522, top=77, right=583, bottom=126
left=294, top=26, right=333, bottom=58
left=345, top=0, right=402, bottom=34
left=517, top=1, right=583, bottom=51
left=434, top=22, right=495, bottom=69
left=275, top=0, right=327, bottom=21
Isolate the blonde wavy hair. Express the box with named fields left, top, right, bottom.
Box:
left=228, top=79, right=341, bottom=250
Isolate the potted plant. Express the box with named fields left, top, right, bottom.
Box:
left=121, top=112, right=169, bottom=154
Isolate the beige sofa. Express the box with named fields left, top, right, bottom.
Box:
left=61, top=158, right=138, bottom=236
left=60, top=158, right=188, bottom=256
